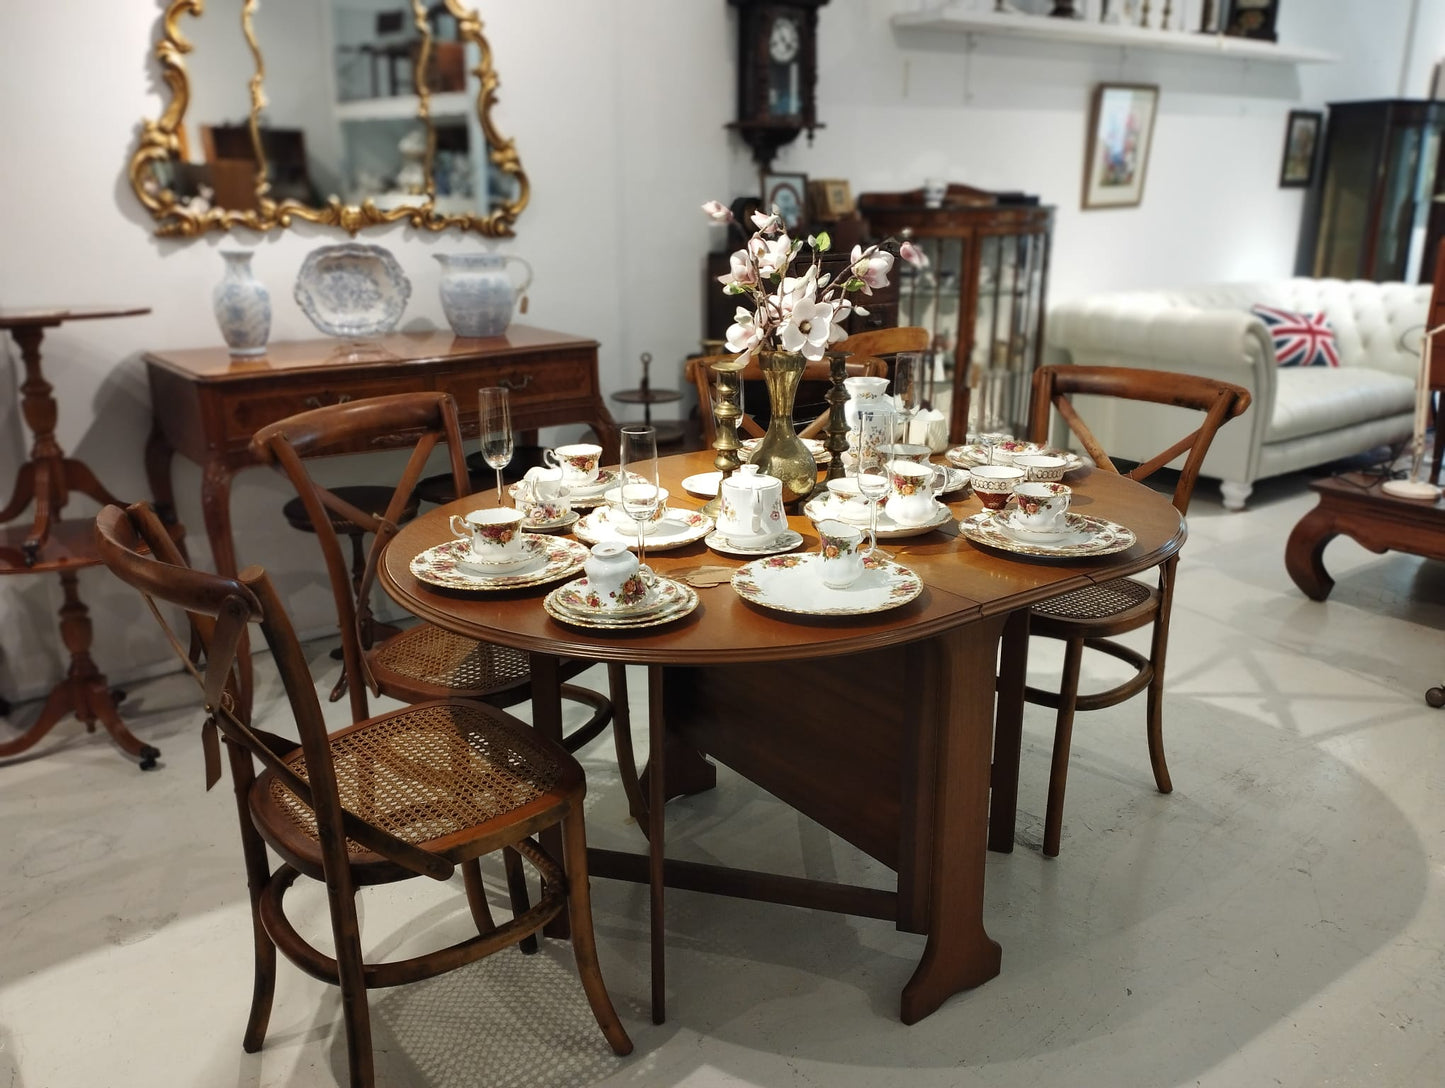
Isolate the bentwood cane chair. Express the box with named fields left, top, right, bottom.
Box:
left=995, top=365, right=1251, bottom=857
left=95, top=501, right=632, bottom=1088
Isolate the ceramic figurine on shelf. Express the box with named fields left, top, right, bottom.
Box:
left=212, top=250, right=270, bottom=357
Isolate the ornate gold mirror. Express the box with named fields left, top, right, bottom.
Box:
left=130, top=0, right=529, bottom=237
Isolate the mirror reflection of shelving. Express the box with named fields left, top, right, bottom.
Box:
left=865, top=188, right=1054, bottom=443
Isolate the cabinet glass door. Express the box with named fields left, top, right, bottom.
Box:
left=967, top=231, right=1046, bottom=437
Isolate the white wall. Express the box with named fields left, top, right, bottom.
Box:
left=0, top=0, right=1419, bottom=703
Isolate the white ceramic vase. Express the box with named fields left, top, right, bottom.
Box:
left=435, top=253, right=534, bottom=338
left=212, top=250, right=271, bottom=357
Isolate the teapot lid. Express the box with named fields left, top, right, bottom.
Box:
left=728, top=463, right=777, bottom=490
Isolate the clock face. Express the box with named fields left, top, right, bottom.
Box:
left=769, top=15, right=801, bottom=64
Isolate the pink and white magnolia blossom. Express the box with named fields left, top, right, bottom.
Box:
left=778, top=297, right=836, bottom=362
left=725, top=306, right=765, bottom=356
left=899, top=240, right=929, bottom=268
left=750, top=233, right=793, bottom=279
left=717, top=248, right=758, bottom=289
left=828, top=298, right=854, bottom=343
left=850, top=244, right=895, bottom=294
left=701, top=200, right=734, bottom=223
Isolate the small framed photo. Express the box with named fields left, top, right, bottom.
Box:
left=1082, top=82, right=1159, bottom=210
left=807, top=178, right=853, bottom=221
left=762, top=171, right=808, bottom=232
left=1280, top=109, right=1323, bottom=188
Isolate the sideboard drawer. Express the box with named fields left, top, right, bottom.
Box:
left=220, top=376, right=416, bottom=447
left=435, top=354, right=596, bottom=414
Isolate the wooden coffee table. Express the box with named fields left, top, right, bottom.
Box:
left=1285, top=473, right=1445, bottom=601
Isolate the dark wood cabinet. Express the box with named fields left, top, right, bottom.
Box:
left=1306, top=99, right=1445, bottom=284
left=860, top=188, right=1054, bottom=444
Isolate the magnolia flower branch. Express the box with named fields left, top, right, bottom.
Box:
left=702, top=200, right=928, bottom=363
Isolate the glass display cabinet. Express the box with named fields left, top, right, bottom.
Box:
left=1308, top=99, right=1445, bottom=283
left=860, top=187, right=1054, bottom=442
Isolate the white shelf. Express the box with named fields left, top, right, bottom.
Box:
left=334, top=91, right=472, bottom=124
left=890, top=7, right=1337, bottom=65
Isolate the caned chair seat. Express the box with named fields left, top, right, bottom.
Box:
left=1030, top=577, right=1156, bottom=628
left=282, top=486, right=417, bottom=537
left=251, top=699, right=578, bottom=885
left=368, top=624, right=531, bottom=699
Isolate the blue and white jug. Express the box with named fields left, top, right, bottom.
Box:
left=434, top=252, right=533, bottom=339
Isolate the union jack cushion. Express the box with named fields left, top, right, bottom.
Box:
left=1250, top=304, right=1341, bottom=368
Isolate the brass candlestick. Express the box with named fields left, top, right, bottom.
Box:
left=822, top=351, right=850, bottom=482
left=702, top=358, right=747, bottom=516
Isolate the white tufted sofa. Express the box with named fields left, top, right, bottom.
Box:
left=1044, top=279, right=1430, bottom=509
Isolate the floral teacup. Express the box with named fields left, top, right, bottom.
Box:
left=544, top=443, right=603, bottom=486
left=1009, top=482, right=1071, bottom=533
left=449, top=507, right=526, bottom=563
left=817, top=518, right=864, bottom=589
left=603, top=485, right=669, bottom=535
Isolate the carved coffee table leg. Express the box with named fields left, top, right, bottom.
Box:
left=900, top=620, right=1005, bottom=1024
left=1285, top=504, right=1339, bottom=601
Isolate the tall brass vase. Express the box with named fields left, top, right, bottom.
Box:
left=748, top=350, right=816, bottom=504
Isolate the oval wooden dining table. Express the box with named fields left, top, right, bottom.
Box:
left=379, top=449, right=1185, bottom=1026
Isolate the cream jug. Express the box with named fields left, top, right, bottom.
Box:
left=717, top=464, right=786, bottom=546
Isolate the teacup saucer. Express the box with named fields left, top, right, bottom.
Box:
left=455, top=534, right=548, bottom=575
left=705, top=527, right=804, bottom=558
left=521, top=509, right=580, bottom=534
left=1000, top=516, right=1073, bottom=544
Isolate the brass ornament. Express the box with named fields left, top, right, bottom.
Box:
left=749, top=351, right=817, bottom=505
left=130, top=0, right=529, bottom=239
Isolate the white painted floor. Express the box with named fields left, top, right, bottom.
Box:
left=2, top=469, right=1442, bottom=1088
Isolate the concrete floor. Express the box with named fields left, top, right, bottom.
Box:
left=2, top=469, right=1442, bottom=1087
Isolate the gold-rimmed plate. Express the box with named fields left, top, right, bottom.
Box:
left=543, top=576, right=699, bottom=629
left=957, top=511, right=1136, bottom=558
left=574, top=509, right=713, bottom=551
left=731, top=553, right=922, bottom=617
left=946, top=442, right=1084, bottom=471
left=802, top=497, right=953, bottom=539
left=410, top=535, right=588, bottom=591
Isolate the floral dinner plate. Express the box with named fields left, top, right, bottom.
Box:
left=946, top=442, right=1084, bottom=471
left=957, top=511, right=1136, bottom=559
left=543, top=576, right=699, bottom=630
left=802, top=497, right=953, bottom=539
left=731, top=553, right=922, bottom=617
left=409, top=534, right=588, bottom=591
left=704, top=527, right=804, bottom=558
left=574, top=508, right=713, bottom=551
left=740, top=437, right=832, bottom=465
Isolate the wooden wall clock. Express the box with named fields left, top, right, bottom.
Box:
left=727, top=0, right=831, bottom=171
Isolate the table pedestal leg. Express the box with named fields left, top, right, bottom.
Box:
left=0, top=571, right=158, bottom=768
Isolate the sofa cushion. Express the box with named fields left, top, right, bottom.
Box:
left=1251, top=304, right=1341, bottom=367
left=1269, top=366, right=1416, bottom=443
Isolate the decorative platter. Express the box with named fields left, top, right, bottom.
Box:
left=680, top=471, right=724, bottom=498
left=704, top=527, right=804, bottom=558
left=740, top=437, right=832, bottom=465
left=945, top=442, right=1084, bottom=471
left=543, top=576, right=699, bottom=630
left=573, top=508, right=714, bottom=551
left=409, top=534, right=588, bottom=591
left=803, top=497, right=954, bottom=539
left=294, top=243, right=411, bottom=338
left=731, top=553, right=922, bottom=617
left=957, top=511, right=1136, bottom=558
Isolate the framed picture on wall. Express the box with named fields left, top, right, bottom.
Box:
left=762, top=172, right=808, bottom=232
left=1280, top=110, right=1323, bottom=188
left=1082, top=83, right=1159, bottom=210
left=807, top=178, right=853, bottom=221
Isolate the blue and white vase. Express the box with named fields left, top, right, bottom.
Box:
left=435, top=252, right=533, bottom=339
left=212, top=250, right=271, bottom=356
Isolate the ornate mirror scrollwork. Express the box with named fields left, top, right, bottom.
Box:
left=131, top=0, right=529, bottom=238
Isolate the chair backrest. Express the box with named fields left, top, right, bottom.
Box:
left=249, top=391, right=470, bottom=722
left=94, top=502, right=454, bottom=883
left=685, top=352, right=889, bottom=445
left=837, top=325, right=930, bottom=357
left=1027, top=365, right=1252, bottom=516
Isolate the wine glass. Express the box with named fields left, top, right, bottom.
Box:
left=892, top=352, right=925, bottom=444
left=478, top=386, right=513, bottom=505
left=854, top=405, right=894, bottom=559
left=618, top=425, right=660, bottom=571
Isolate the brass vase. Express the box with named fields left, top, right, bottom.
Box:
left=748, top=350, right=816, bottom=504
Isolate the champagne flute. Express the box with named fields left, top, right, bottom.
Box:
left=854, top=405, right=894, bottom=559
left=478, top=386, right=513, bottom=505
left=618, top=425, right=660, bottom=571
left=892, top=352, right=925, bottom=444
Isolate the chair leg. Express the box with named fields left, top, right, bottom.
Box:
left=1145, top=628, right=1173, bottom=796
left=607, top=663, right=646, bottom=823
left=1043, top=637, right=1085, bottom=859
left=503, top=846, right=538, bottom=955
left=559, top=808, right=634, bottom=1056
left=461, top=858, right=497, bottom=935
left=327, top=888, right=375, bottom=1088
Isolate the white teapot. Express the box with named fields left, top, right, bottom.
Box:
left=718, top=464, right=787, bottom=546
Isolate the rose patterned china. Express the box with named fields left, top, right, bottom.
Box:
left=939, top=466, right=972, bottom=494
left=574, top=508, right=713, bottom=551
left=510, top=468, right=636, bottom=508
left=449, top=507, right=526, bottom=563
left=544, top=442, right=603, bottom=486
left=522, top=509, right=580, bottom=533
left=824, top=476, right=870, bottom=519
left=803, top=496, right=952, bottom=539
left=580, top=540, right=647, bottom=611
left=740, top=436, right=831, bottom=465
left=455, top=533, right=549, bottom=575
left=704, top=527, right=805, bottom=559
left=958, top=510, right=1137, bottom=559
left=543, top=576, right=699, bottom=630
left=878, top=442, right=931, bottom=464
left=730, top=552, right=923, bottom=617
left=816, top=518, right=864, bottom=588
left=718, top=464, right=787, bottom=546
left=1009, top=482, right=1071, bottom=533
left=884, top=460, right=948, bottom=527
left=603, top=485, right=669, bottom=534
left=947, top=441, right=1084, bottom=472
left=408, top=535, right=588, bottom=592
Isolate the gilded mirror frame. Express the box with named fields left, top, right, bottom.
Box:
left=129, top=0, right=530, bottom=238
